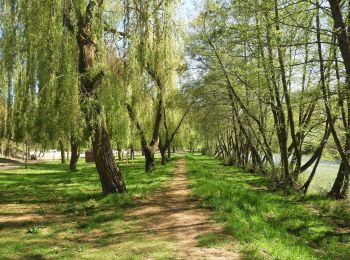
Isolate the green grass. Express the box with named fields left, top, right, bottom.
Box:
left=186, top=154, right=350, bottom=260
left=197, top=232, right=234, bottom=248
left=0, top=155, right=178, bottom=259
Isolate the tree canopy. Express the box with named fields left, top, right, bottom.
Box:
left=0, top=0, right=350, bottom=198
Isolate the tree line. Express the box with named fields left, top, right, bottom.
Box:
left=187, top=0, right=350, bottom=199
left=1, top=0, right=350, bottom=200
left=0, top=0, right=189, bottom=195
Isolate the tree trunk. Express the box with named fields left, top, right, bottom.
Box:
left=70, top=139, right=80, bottom=171
left=92, top=120, right=127, bottom=194
left=302, top=154, right=322, bottom=194
left=167, top=146, right=171, bottom=159
left=74, top=0, right=126, bottom=194
left=117, top=145, right=122, bottom=161
left=25, top=143, right=28, bottom=169
left=342, top=170, right=349, bottom=197
left=320, top=1, right=350, bottom=198
left=130, top=145, right=135, bottom=160
left=160, top=147, right=167, bottom=165
left=328, top=161, right=347, bottom=199
left=144, top=146, right=156, bottom=172
left=59, top=140, right=66, bottom=164
left=126, top=102, right=162, bottom=172
left=274, top=0, right=301, bottom=176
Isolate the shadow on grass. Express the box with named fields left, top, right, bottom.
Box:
left=0, top=156, right=179, bottom=259
left=185, top=154, right=350, bottom=260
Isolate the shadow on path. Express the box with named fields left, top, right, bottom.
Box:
left=125, top=158, right=241, bottom=259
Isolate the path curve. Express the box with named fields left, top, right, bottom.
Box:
left=127, top=158, right=240, bottom=259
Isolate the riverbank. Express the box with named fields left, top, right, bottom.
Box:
left=186, top=154, right=350, bottom=259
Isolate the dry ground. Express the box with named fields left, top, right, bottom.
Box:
left=127, top=158, right=240, bottom=259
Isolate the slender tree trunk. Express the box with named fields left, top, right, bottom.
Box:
left=160, top=147, right=167, bottom=165
left=59, top=140, right=66, bottom=164
left=130, top=145, right=135, bottom=160
left=25, top=143, right=28, bottom=169
left=117, top=145, right=122, bottom=161
left=70, top=139, right=80, bottom=171
left=302, top=153, right=322, bottom=194
left=320, top=1, right=350, bottom=198
left=167, top=146, right=171, bottom=159
left=274, top=0, right=301, bottom=178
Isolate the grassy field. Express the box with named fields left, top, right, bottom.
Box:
left=1, top=154, right=349, bottom=259
left=0, top=156, right=178, bottom=259
left=186, top=154, right=350, bottom=260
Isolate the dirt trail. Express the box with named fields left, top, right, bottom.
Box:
left=127, top=158, right=240, bottom=259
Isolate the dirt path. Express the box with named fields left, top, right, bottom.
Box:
left=0, top=157, right=23, bottom=171
left=127, top=158, right=240, bottom=259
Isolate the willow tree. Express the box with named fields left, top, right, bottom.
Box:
left=158, top=89, right=190, bottom=165
left=1, top=0, right=127, bottom=194
left=126, top=0, right=181, bottom=172
left=0, top=1, right=18, bottom=157
left=1, top=0, right=81, bottom=165
left=63, top=0, right=127, bottom=193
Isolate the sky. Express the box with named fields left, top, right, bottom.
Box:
left=180, top=0, right=202, bottom=21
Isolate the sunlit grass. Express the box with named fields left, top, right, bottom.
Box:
left=0, top=155, right=178, bottom=259
left=186, top=154, right=350, bottom=259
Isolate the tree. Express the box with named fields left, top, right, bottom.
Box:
left=0, top=0, right=127, bottom=194
left=126, top=0, right=182, bottom=172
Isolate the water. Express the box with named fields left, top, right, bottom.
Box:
left=273, top=154, right=341, bottom=194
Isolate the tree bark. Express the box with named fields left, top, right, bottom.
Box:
left=59, top=140, right=66, bottom=164
left=130, top=145, right=135, bottom=160
left=301, top=152, right=322, bottom=194
left=92, top=120, right=127, bottom=194
left=25, top=143, right=28, bottom=169
left=127, top=102, right=162, bottom=172
left=328, top=161, right=346, bottom=198
left=144, top=146, right=156, bottom=172
left=69, top=138, right=80, bottom=171
left=167, top=146, right=171, bottom=159
left=74, top=0, right=126, bottom=194
left=117, top=145, right=122, bottom=161
left=321, top=1, right=350, bottom=198
left=158, top=108, right=188, bottom=165
left=274, top=0, right=301, bottom=176
left=160, top=146, right=167, bottom=165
